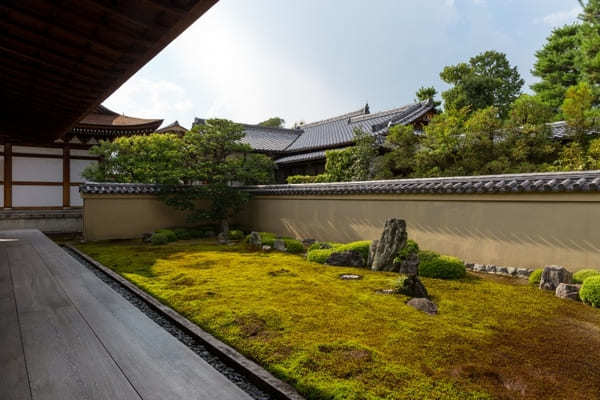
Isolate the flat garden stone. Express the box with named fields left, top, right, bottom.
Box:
left=555, top=283, right=581, bottom=301
left=261, top=245, right=272, bottom=252
left=339, top=274, right=362, bottom=280
left=407, top=298, right=438, bottom=315
left=540, top=265, right=572, bottom=291
left=326, top=250, right=365, bottom=268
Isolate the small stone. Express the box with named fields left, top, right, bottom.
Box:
left=496, top=266, right=509, bottom=275
left=555, top=283, right=581, bottom=301
left=302, top=239, right=316, bottom=247
left=506, top=267, right=517, bottom=276
left=397, top=275, right=428, bottom=298
left=540, top=265, right=572, bottom=291
left=473, top=264, right=485, bottom=272
left=326, top=250, right=365, bottom=268
left=407, top=298, right=438, bottom=315
left=142, top=233, right=152, bottom=243
left=262, top=245, right=272, bottom=252
left=217, top=232, right=228, bottom=245
left=465, top=263, right=475, bottom=270
left=339, top=274, right=362, bottom=280
left=486, top=265, right=497, bottom=273
left=247, top=231, right=262, bottom=249
left=273, top=239, right=286, bottom=252
left=516, top=268, right=530, bottom=278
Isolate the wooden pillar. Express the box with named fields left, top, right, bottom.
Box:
left=63, top=145, right=70, bottom=208
left=4, top=143, right=11, bottom=208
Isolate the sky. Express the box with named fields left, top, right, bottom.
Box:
left=104, top=0, right=583, bottom=129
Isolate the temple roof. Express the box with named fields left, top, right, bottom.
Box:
left=68, top=105, right=162, bottom=138
left=156, top=121, right=189, bottom=135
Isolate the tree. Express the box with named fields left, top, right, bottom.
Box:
left=440, top=50, right=524, bottom=118
left=378, top=124, right=420, bottom=178
left=322, top=129, right=377, bottom=181
left=82, top=134, right=185, bottom=184
left=562, top=81, right=599, bottom=143
left=415, top=86, right=441, bottom=110
left=531, top=24, right=581, bottom=116
left=508, top=95, right=554, bottom=127
left=577, top=0, right=600, bottom=87
left=258, top=117, right=285, bottom=128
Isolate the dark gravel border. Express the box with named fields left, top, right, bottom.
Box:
left=63, top=245, right=288, bottom=400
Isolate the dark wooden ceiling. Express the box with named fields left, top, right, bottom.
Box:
left=0, top=0, right=217, bottom=142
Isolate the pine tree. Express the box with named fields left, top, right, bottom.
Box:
left=578, top=0, right=600, bottom=87
left=531, top=24, right=581, bottom=116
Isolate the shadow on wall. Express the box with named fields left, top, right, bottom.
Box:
left=239, top=197, right=600, bottom=271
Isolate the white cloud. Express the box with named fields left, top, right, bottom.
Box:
left=104, top=77, right=193, bottom=127
left=537, top=7, right=580, bottom=26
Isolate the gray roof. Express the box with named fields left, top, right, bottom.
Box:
left=238, top=124, right=301, bottom=153
left=284, top=101, right=433, bottom=153
left=80, top=171, right=600, bottom=195
left=274, top=150, right=329, bottom=165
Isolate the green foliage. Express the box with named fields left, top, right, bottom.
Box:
left=573, top=269, right=600, bottom=284
left=151, top=229, right=177, bottom=245
left=245, top=232, right=304, bottom=253
left=529, top=269, right=543, bottom=285
left=284, top=239, right=305, bottom=254
left=239, top=153, right=276, bottom=185
left=173, top=228, right=194, bottom=240
left=532, top=24, right=582, bottom=116
left=579, top=275, right=600, bottom=307
left=258, top=117, right=285, bottom=128
left=379, top=124, right=420, bottom=178
left=508, top=95, right=554, bottom=127
left=286, top=174, right=333, bottom=184
left=440, top=50, right=524, bottom=118
left=306, top=241, right=372, bottom=264
left=415, top=86, right=441, bottom=109
left=324, top=148, right=356, bottom=182
left=418, top=251, right=466, bottom=280
left=323, top=129, right=377, bottom=182
left=83, top=134, right=185, bottom=184
left=228, top=230, right=245, bottom=240
left=577, top=0, right=600, bottom=87
left=307, top=241, right=339, bottom=251
left=562, top=82, right=599, bottom=144
left=394, top=240, right=420, bottom=264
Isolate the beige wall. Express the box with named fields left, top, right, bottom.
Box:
left=82, top=195, right=201, bottom=241
left=237, top=193, right=600, bottom=272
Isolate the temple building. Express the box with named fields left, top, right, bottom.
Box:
left=156, top=120, right=189, bottom=136
left=1, top=105, right=162, bottom=209
left=194, top=100, right=436, bottom=182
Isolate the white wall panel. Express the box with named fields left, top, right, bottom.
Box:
left=70, top=159, right=95, bottom=182
left=12, top=157, right=62, bottom=182
left=12, top=146, right=63, bottom=155
left=70, top=186, right=83, bottom=207
left=0, top=185, right=3, bottom=208
left=12, top=186, right=62, bottom=207
left=0, top=155, right=3, bottom=178
left=71, top=149, right=92, bottom=157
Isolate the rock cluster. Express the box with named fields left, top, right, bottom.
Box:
left=247, top=232, right=262, bottom=249
left=539, top=265, right=572, bottom=291
left=273, top=239, right=286, bottom=252
left=465, top=263, right=533, bottom=279
left=326, top=250, right=365, bottom=268
left=555, top=283, right=581, bottom=301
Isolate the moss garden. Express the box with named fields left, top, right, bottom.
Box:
left=76, top=234, right=600, bottom=400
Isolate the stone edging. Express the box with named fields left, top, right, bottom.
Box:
left=65, top=244, right=305, bottom=400
left=465, top=262, right=534, bottom=279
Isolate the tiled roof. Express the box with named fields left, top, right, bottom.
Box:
left=156, top=121, right=188, bottom=134
left=284, top=101, right=433, bottom=152
left=71, top=105, right=163, bottom=136
left=80, top=171, right=600, bottom=195
left=239, top=125, right=301, bottom=153
left=274, top=150, right=329, bottom=165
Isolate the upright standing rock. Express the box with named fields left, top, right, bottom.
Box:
left=539, top=265, right=572, bottom=291
left=273, top=239, right=287, bottom=252
left=367, top=240, right=379, bottom=267
left=247, top=231, right=262, bottom=249
left=371, top=218, right=407, bottom=271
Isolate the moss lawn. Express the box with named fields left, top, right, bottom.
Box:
left=75, top=239, right=600, bottom=400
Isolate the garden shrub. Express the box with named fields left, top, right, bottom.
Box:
left=286, top=174, right=332, bottom=184
left=187, top=228, right=206, bottom=239
left=529, top=269, right=543, bottom=285
left=573, top=269, right=600, bottom=284
left=306, top=241, right=371, bottom=264
left=228, top=230, right=245, bottom=241
left=394, top=240, right=420, bottom=264
left=579, top=275, right=600, bottom=308
left=283, top=239, right=305, bottom=254
left=173, top=228, right=193, bottom=240
left=150, top=229, right=177, bottom=245
left=307, top=241, right=339, bottom=252
left=418, top=251, right=466, bottom=279
left=244, top=232, right=305, bottom=253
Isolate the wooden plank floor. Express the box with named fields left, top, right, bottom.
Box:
left=0, top=229, right=252, bottom=400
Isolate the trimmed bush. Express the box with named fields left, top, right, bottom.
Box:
left=283, top=239, right=304, bottom=254
left=228, top=230, right=244, bottom=241
left=151, top=229, right=177, bottom=245
left=187, top=228, right=206, bottom=239
left=580, top=275, right=600, bottom=308
left=173, top=228, right=193, bottom=240
left=306, top=241, right=371, bottom=264
left=307, top=241, right=339, bottom=252
left=573, top=269, right=600, bottom=284
left=529, top=269, right=543, bottom=285
left=418, top=251, right=466, bottom=280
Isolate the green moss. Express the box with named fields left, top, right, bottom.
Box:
left=574, top=269, right=600, bottom=284
left=580, top=275, right=600, bottom=307
left=418, top=252, right=466, bottom=280
left=394, top=240, right=420, bottom=264
left=529, top=269, right=543, bottom=285
left=228, top=230, right=244, bottom=241
left=307, top=241, right=340, bottom=252
left=306, top=241, right=371, bottom=265
left=76, top=239, right=600, bottom=400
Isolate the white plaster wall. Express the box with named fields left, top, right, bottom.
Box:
left=0, top=155, right=4, bottom=178
left=0, top=186, right=3, bottom=208
left=12, top=157, right=62, bottom=182
left=70, top=186, right=83, bottom=207
left=12, top=186, right=62, bottom=207
left=70, top=159, right=95, bottom=183
left=12, top=146, right=63, bottom=155
left=71, top=149, right=91, bottom=157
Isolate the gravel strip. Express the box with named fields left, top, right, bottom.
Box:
left=63, top=246, right=272, bottom=400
